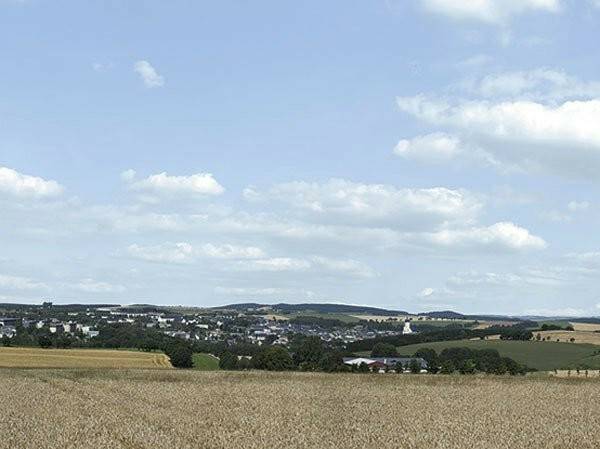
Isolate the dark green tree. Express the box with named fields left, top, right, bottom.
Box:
left=252, top=346, right=293, bottom=371
left=38, top=335, right=52, bottom=349
left=219, top=351, right=239, bottom=370
left=371, top=342, right=398, bottom=357
left=409, top=358, right=422, bottom=374
left=164, top=342, right=193, bottom=368
left=1, top=335, right=11, bottom=347
left=440, top=359, right=455, bottom=374
left=293, top=336, right=324, bottom=370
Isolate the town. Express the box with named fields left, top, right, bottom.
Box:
left=0, top=301, right=424, bottom=349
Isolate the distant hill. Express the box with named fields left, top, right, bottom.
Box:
left=214, top=302, right=409, bottom=316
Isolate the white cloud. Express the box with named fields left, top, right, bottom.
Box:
left=397, top=94, right=600, bottom=178
left=200, top=243, right=265, bottom=259
left=214, top=286, right=316, bottom=298
left=419, top=0, right=561, bottom=24
left=419, top=287, right=435, bottom=297
left=310, top=256, right=378, bottom=279
left=246, top=179, right=482, bottom=230
left=126, top=171, right=225, bottom=197
left=567, top=201, right=590, bottom=212
left=134, top=60, right=164, bottom=88
left=69, top=279, right=126, bottom=294
left=234, top=256, right=377, bottom=279
left=424, top=222, right=547, bottom=251
left=0, top=274, right=49, bottom=291
left=126, top=242, right=196, bottom=264
left=523, top=307, right=587, bottom=317
left=0, top=166, right=64, bottom=199
left=394, top=133, right=462, bottom=163
left=467, top=69, right=600, bottom=101
left=125, top=242, right=265, bottom=264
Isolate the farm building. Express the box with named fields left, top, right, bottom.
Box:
left=342, top=357, right=428, bottom=372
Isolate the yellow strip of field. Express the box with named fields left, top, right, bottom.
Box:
left=0, top=347, right=172, bottom=369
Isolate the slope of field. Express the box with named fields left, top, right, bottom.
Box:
left=2, top=369, right=600, bottom=449
left=396, top=340, right=600, bottom=371
left=0, top=347, right=171, bottom=369
left=192, top=353, right=219, bottom=371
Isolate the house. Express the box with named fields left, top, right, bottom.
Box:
left=342, top=357, right=428, bottom=373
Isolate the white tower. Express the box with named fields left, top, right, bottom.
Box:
left=402, top=319, right=413, bottom=335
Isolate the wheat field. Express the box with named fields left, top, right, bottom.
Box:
left=0, top=347, right=171, bottom=369
left=1, top=369, right=599, bottom=449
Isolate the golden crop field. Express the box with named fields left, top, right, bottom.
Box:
left=0, top=347, right=171, bottom=369
left=1, top=370, right=600, bottom=449
left=536, top=330, right=600, bottom=345
left=570, top=322, right=600, bottom=332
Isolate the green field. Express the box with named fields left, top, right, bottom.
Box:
left=192, top=353, right=220, bottom=370
left=395, top=340, right=600, bottom=371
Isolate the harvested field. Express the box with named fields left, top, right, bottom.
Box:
left=0, top=347, right=171, bottom=369
left=537, top=330, right=600, bottom=345
left=570, top=322, right=600, bottom=332
left=1, top=369, right=600, bottom=449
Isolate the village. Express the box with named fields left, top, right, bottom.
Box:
left=0, top=302, right=425, bottom=350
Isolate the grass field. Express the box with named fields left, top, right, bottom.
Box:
left=192, top=353, right=219, bottom=370
left=394, top=340, right=600, bottom=371
left=1, top=369, right=600, bottom=449
left=0, top=347, right=172, bottom=369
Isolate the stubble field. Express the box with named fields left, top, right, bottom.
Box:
left=1, top=369, right=600, bottom=449
left=0, top=347, right=171, bottom=369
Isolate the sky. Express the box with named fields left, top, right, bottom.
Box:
left=2, top=0, right=600, bottom=315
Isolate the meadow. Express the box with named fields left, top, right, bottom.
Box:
left=1, top=369, right=600, bottom=449
left=0, top=347, right=171, bottom=369
left=192, top=352, right=219, bottom=370
left=395, top=340, right=600, bottom=371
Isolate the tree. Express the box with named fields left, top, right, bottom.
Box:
left=219, top=351, right=239, bottom=370
left=165, top=342, right=193, bottom=368
left=237, top=357, right=251, bottom=370
left=38, top=335, right=52, bottom=349
left=318, top=351, right=346, bottom=372
left=357, top=362, right=370, bottom=373
left=1, top=335, right=11, bottom=347
left=293, top=336, right=324, bottom=370
left=252, top=346, right=293, bottom=371
left=394, top=361, right=404, bottom=373
left=409, top=359, right=422, bottom=374
left=371, top=342, right=398, bottom=357
left=440, top=360, right=455, bottom=374
left=414, top=348, right=439, bottom=374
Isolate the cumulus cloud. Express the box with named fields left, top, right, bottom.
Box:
left=134, top=60, right=164, bottom=88
left=0, top=166, right=64, bottom=199
left=466, top=69, right=600, bottom=101
left=125, top=171, right=225, bottom=197
left=419, top=0, right=561, bottom=24
left=397, top=93, right=600, bottom=178
left=423, top=222, right=547, bottom=251
left=245, top=179, right=482, bottom=230
left=394, top=133, right=462, bottom=163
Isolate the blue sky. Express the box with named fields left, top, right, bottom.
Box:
left=2, top=0, right=600, bottom=315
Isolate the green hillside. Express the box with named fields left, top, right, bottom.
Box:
left=396, top=340, right=600, bottom=371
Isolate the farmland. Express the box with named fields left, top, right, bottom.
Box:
left=395, top=340, right=600, bottom=371
left=0, top=347, right=171, bottom=369
left=2, top=369, right=600, bottom=449
left=192, top=352, right=219, bottom=371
